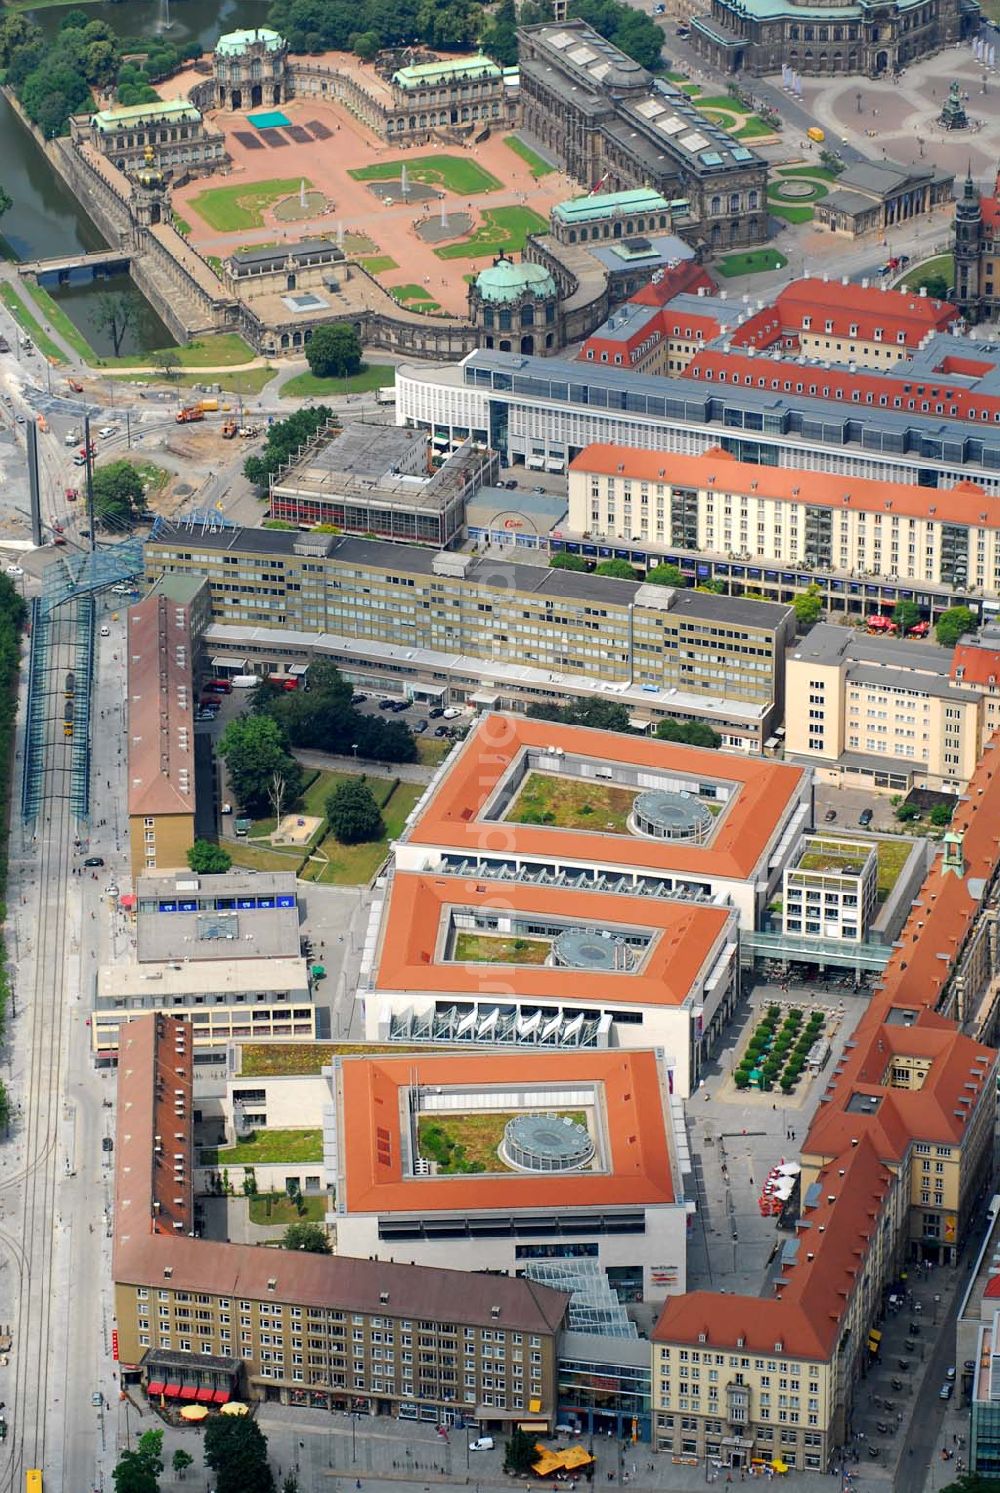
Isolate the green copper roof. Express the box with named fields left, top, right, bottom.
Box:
left=216, top=27, right=284, bottom=56
left=475, top=258, right=556, bottom=303
left=393, top=54, right=501, bottom=89
left=553, top=188, right=672, bottom=223
left=93, top=98, right=201, bottom=131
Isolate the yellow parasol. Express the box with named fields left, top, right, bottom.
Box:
left=180, top=1405, right=209, bottom=1422
left=221, top=1401, right=249, bottom=1416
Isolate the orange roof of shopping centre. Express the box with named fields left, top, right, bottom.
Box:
left=373, top=873, right=733, bottom=1008
left=336, top=1048, right=676, bottom=1215
left=403, top=714, right=805, bottom=883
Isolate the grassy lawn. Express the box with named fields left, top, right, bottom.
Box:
left=768, top=204, right=816, bottom=224
left=102, top=333, right=257, bottom=369
left=776, top=166, right=840, bottom=182
left=227, top=840, right=305, bottom=873
left=700, top=109, right=741, bottom=128
left=899, top=253, right=954, bottom=291
left=876, top=839, right=913, bottom=901
left=201, top=1127, right=324, bottom=1165
left=23, top=282, right=95, bottom=361
left=392, top=284, right=435, bottom=302
left=507, top=771, right=636, bottom=832
left=301, top=779, right=424, bottom=885
left=189, top=179, right=311, bottom=232
left=417, top=1110, right=587, bottom=1172
left=696, top=94, right=752, bottom=113
left=504, top=136, right=554, bottom=177
left=247, top=767, right=357, bottom=838
left=111, top=367, right=277, bottom=395
left=358, top=255, right=399, bottom=273
left=281, top=364, right=395, bottom=398
left=434, top=207, right=548, bottom=261
left=249, top=1192, right=327, bottom=1225
left=348, top=155, right=501, bottom=195
left=452, top=932, right=552, bottom=964
left=736, top=116, right=777, bottom=139
left=716, top=248, right=788, bottom=278
left=416, top=735, right=453, bottom=767
left=135, top=459, right=170, bottom=494
left=0, top=283, right=66, bottom=363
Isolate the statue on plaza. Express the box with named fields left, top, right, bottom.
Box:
left=939, top=80, right=969, bottom=130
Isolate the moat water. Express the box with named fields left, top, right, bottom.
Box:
left=0, top=0, right=270, bottom=356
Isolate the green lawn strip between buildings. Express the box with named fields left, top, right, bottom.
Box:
left=503, top=135, right=555, bottom=177
left=0, top=283, right=66, bottom=363
left=301, top=779, right=424, bottom=885
left=281, top=364, right=395, bottom=397
left=716, top=248, right=788, bottom=278
left=201, top=1127, right=323, bottom=1166
left=101, top=332, right=256, bottom=368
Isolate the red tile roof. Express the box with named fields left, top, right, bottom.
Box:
left=951, top=641, right=1000, bottom=687
left=114, top=1018, right=570, bottom=1333
left=404, top=714, right=806, bottom=884
left=127, top=593, right=196, bottom=818
left=373, top=873, right=733, bottom=1010
left=569, top=444, right=1000, bottom=529
left=338, top=1048, right=678, bottom=1216
left=113, top=1015, right=194, bottom=1274
left=654, top=1136, right=896, bottom=1359
left=682, top=345, right=1000, bottom=429
left=728, top=278, right=957, bottom=350
left=629, top=261, right=715, bottom=307
left=655, top=738, right=1000, bottom=1359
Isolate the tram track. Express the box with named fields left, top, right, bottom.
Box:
left=0, top=605, right=80, bottom=1493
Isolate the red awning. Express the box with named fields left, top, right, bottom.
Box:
left=165, top=1383, right=182, bottom=1398
left=196, top=1388, right=216, bottom=1404
left=212, top=1389, right=230, bottom=1404
left=119, top=894, right=137, bottom=909
left=146, top=1381, right=165, bottom=1396
left=180, top=1386, right=198, bottom=1401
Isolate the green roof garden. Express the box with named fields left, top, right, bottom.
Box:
left=554, top=188, right=672, bottom=223
left=393, top=55, right=501, bottom=89
left=793, top=837, right=874, bottom=877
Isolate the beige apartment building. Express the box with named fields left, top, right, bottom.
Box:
left=114, top=1015, right=568, bottom=1421
left=143, top=526, right=793, bottom=751
left=785, top=624, right=983, bottom=793
left=567, top=447, right=1000, bottom=600
left=652, top=1136, right=906, bottom=1472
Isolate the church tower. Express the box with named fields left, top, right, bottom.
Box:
left=954, top=167, right=983, bottom=321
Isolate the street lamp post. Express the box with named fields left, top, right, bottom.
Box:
left=352, top=743, right=359, bottom=760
